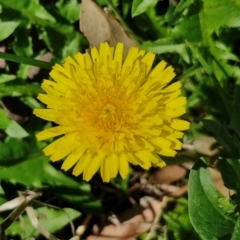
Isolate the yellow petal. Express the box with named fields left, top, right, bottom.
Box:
left=108, top=154, right=119, bottom=178
left=36, top=126, right=77, bottom=141
left=141, top=52, right=155, bottom=74
left=171, top=119, right=190, bottom=131
left=119, top=154, right=129, bottom=179
left=72, top=152, right=91, bottom=176
left=43, top=138, right=63, bottom=156
left=83, top=153, right=104, bottom=181
left=158, top=148, right=176, bottom=157
left=34, top=109, right=58, bottom=122
left=90, top=47, right=99, bottom=63
left=61, top=148, right=86, bottom=171
left=134, top=151, right=151, bottom=170
left=101, top=158, right=110, bottom=182
left=167, top=97, right=187, bottom=109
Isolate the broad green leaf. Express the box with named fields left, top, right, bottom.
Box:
left=189, top=159, right=235, bottom=240
left=0, top=154, right=81, bottom=188
left=5, top=120, right=29, bottom=138
left=0, top=108, right=10, bottom=129
left=232, top=216, right=240, bottom=240
left=6, top=207, right=80, bottom=237
left=202, top=119, right=239, bottom=157
left=0, top=21, right=19, bottom=41
left=132, top=0, right=158, bottom=17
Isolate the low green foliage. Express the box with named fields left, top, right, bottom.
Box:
left=0, top=0, right=240, bottom=238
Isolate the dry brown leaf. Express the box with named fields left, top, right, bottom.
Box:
left=210, top=168, right=233, bottom=198
left=149, top=165, right=187, bottom=184
left=86, top=197, right=168, bottom=240
left=193, top=136, right=219, bottom=157
left=80, top=0, right=135, bottom=55
left=0, top=46, right=6, bottom=69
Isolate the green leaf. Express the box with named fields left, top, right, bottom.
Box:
left=0, top=154, right=82, bottom=188
left=132, top=0, right=158, bottom=17
left=141, top=38, right=190, bottom=63
left=13, top=27, right=33, bottom=57
left=175, top=0, right=193, bottom=13
left=0, top=0, right=55, bottom=22
left=0, top=0, right=74, bottom=36
left=172, top=3, right=202, bottom=43
left=0, top=137, right=29, bottom=161
left=232, top=216, right=240, bottom=240
left=189, top=159, right=235, bottom=240
left=229, top=85, right=240, bottom=135
left=173, top=0, right=240, bottom=44
left=0, top=83, right=43, bottom=98
left=5, top=120, right=29, bottom=138
left=0, top=74, right=16, bottom=84
left=6, top=207, right=80, bottom=237
left=202, top=119, right=239, bottom=157
left=56, top=0, right=81, bottom=23
left=201, top=0, right=240, bottom=34
left=218, top=159, right=240, bottom=195
left=0, top=108, right=10, bottom=129
left=0, top=21, right=19, bottom=41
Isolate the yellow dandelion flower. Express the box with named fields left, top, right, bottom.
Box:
left=34, top=42, right=190, bottom=182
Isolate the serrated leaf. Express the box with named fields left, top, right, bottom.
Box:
left=189, top=159, right=235, bottom=240
left=172, top=4, right=202, bottom=43
left=6, top=207, right=80, bottom=237
left=173, top=0, right=240, bottom=44
left=141, top=39, right=190, bottom=63
left=0, top=21, right=19, bottom=41
left=132, top=0, right=158, bottom=17
left=5, top=120, right=29, bottom=138
left=201, top=0, right=240, bottom=34
left=56, top=0, right=80, bottom=23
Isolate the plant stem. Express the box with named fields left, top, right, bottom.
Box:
left=0, top=52, right=53, bottom=70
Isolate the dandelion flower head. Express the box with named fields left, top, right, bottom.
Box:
left=34, top=42, right=190, bottom=182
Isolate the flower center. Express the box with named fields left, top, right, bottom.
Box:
left=101, top=104, right=116, bottom=117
